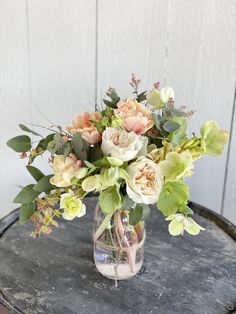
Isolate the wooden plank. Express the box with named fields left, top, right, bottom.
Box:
left=0, top=1, right=32, bottom=219
left=164, top=0, right=236, bottom=213
left=27, top=0, right=96, bottom=128
left=0, top=197, right=236, bottom=313
left=96, top=0, right=169, bottom=103
left=222, top=86, right=236, bottom=224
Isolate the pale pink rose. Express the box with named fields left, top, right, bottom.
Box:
left=114, top=99, right=154, bottom=134
left=50, top=154, right=82, bottom=187
left=67, top=112, right=102, bottom=144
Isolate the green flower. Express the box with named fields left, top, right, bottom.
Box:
left=157, top=181, right=189, bottom=216
left=200, top=120, right=229, bottom=156
left=111, top=115, right=124, bottom=127
left=100, top=167, right=120, bottom=188
left=166, top=214, right=205, bottom=236
left=146, top=86, right=174, bottom=109
left=82, top=175, right=101, bottom=192
left=60, top=190, right=86, bottom=220
left=146, top=89, right=163, bottom=108
left=159, top=150, right=193, bottom=182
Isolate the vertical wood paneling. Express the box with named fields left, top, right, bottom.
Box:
left=0, top=1, right=32, bottom=218
left=165, top=0, right=236, bottom=213
left=97, top=0, right=169, bottom=103
left=223, top=87, right=236, bottom=224
left=28, top=0, right=96, bottom=128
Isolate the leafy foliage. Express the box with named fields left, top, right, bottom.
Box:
left=14, top=184, right=40, bottom=204
left=7, top=135, right=31, bottom=152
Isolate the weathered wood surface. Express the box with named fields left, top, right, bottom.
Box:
left=0, top=197, right=236, bottom=314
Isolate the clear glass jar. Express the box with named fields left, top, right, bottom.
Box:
left=93, top=204, right=145, bottom=281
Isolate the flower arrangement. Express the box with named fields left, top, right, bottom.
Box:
left=7, top=74, right=229, bottom=242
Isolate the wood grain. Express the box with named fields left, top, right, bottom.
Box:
left=0, top=197, right=236, bottom=314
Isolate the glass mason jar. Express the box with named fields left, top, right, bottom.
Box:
left=93, top=204, right=145, bottom=281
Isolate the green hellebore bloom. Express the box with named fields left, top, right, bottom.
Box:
left=146, top=89, right=163, bottom=109
left=200, top=120, right=229, bottom=156
left=166, top=214, right=205, bottom=236
left=157, top=181, right=189, bottom=217
left=159, top=150, right=193, bottom=182
left=100, top=167, right=120, bottom=188
left=82, top=175, right=101, bottom=192
left=99, top=185, right=122, bottom=214
left=60, top=189, right=86, bottom=220
left=106, top=156, right=123, bottom=167
left=75, top=167, right=89, bottom=179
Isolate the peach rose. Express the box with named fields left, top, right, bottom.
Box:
left=114, top=99, right=154, bottom=134
left=67, top=112, right=102, bottom=144
left=50, top=154, right=82, bottom=187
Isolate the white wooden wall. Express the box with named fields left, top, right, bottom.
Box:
left=0, top=0, right=236, bottom=223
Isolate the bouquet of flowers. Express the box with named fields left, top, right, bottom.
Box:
left=7, top=75, right=228, bottom=279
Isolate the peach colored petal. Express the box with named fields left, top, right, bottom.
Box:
left=67, top=112, right=102, bottom=144
left=114, top=99, right=153, bottom=134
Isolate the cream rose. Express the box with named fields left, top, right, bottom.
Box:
left=101, top=127, right=148, bottom=162
left=50, top=154, right=82, bottom=187
left=126, top=158, right=163, bottom=204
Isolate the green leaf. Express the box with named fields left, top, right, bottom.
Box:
left=136, top=91, right=146, bottom=102
left=26, top=165, right=44, bottom=181
left=141, top=204, right=151, bottom=220
left=63, top=142, right=71, bottom=157
left=37, top=134, right=55, bottom=150
left=19, top=203, right=36, bottom=224
left=33, top=175, right=54, bottom=193
left=99, top=186, right=122, bottom=214
left=120, top=195, right=135, bottom=210
left=163, top=120, right=180, bottom=133
left=103, top=99, right=117, bottom=109
left=14, top=184, right=40, bottom=204
left=129, top=205, right=143, bottom=226
left=157, top=181, right=189, bottom=216
left=72, top=133, right=87, bottom=159
left=168, top=116, right=187, bottom=146
left=7, top=135, right=31, bottom=152
left=19, top=124, right=42, bottom=137
left=180, top=205, right=194, bottom=215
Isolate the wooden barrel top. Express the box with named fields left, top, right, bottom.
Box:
left=0, top=197, right=236, bottom=314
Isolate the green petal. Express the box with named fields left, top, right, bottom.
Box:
left=159, top=151, right=193, bottom=182
left=82, top=176, right=100, bottom=192
left=168, top=219, right=184, bottom=236
left=184, top=217, right=205, bottom=235
left=157, top=181, right=189, bottom=216
left=146, top=89, right=163, bottom=108
left=200, top=120, right=229, bottom=156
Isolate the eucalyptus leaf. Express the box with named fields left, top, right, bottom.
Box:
left=120, top=195, right=135, bottom=210
left=33, top=175, right=54, bottom=193
left=136, top=91, right=146, bottom=102
left=26, top=165, right=44, bottom=181
left=163, top=120, right=180, bottom=133
left=72, top=133, right=83, bottom=155
left=7, top=135, right=31, bottom=152
left=103, top=99, right=117, bottom=109
left=37, top=133, right=54, bottom=150
left=14, top=184, right=40, bottom=204
left=129, top=205, right=143, bottom=226
left=19, top=203, right=36, bottom=224
left=19, top=124, right=42, bottom=137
